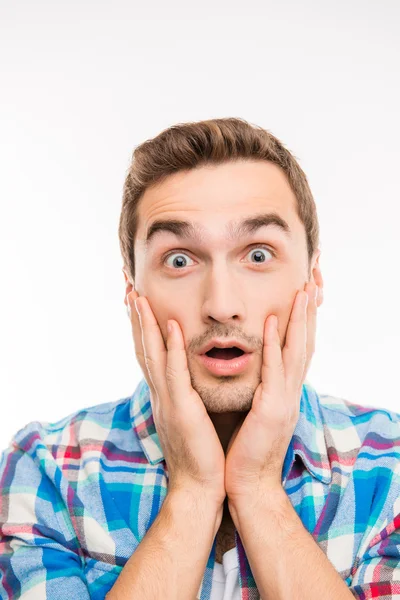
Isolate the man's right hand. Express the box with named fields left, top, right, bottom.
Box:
left=127, top=289, right=226, bottom=511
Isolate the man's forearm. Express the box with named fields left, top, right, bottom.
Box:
left=106, top=488, right=223, bottom=600
left=229, top=488, right=354, bottom=600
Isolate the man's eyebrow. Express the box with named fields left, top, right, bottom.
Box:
left=144, top=212, right=292, bottom=250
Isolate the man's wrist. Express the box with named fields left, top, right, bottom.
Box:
left=228, top=486, right=289, bottom=530
left=167, top=485, right=225, bottom=536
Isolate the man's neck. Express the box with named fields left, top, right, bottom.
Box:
left=208, top=411, right=247, bottom=455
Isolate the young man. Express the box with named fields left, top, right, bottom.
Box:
left=1, top=118, right=399, bottom=599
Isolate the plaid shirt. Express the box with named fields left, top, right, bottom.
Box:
left=1, top=377, right=400, bottom=599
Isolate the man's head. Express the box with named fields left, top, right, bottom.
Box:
left=119, top=117, right=323, bottom=414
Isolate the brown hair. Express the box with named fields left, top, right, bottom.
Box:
left=118, top=117, right=319, bottom=282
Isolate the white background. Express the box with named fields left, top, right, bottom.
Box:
left=1, top=0, right=399, bottom=448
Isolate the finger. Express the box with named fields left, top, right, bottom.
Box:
left=130, top=292, right=166, bottom=399
left=303, top=283, right=318, bottom=379
left=260, top=314, right=285, bottom=396
left=127, top=291, right=153, bottom=384
left=127, top=291, right=147, bottom=369
left=165, top=319, right=199, bottom=411
left=282, top=290, right=308, bottom=390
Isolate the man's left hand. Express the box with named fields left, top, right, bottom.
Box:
left=225, top=281, right=319, bottom=506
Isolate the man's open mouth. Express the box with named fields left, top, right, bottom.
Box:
left=204, top=347, right=246, bottom=360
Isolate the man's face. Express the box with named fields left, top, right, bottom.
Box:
left=126, top=159, right=322, bottom=414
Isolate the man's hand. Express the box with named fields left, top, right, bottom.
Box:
left=224, top=281, right=319, bottom=507
left=128, top=290, right=226, bottom=509
left=128, top=280, right=318, bottom=511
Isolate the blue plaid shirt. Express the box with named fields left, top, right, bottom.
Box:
left=1, top=377, right=400, bottom=599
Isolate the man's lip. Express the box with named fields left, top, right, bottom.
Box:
left=198, top=338, right=253, bottom=355
left=199, top=350, right=253, bottom=355
left=198, top=351, right=253, bottom=375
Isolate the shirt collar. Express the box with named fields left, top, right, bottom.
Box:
left=130, top=377, right=332, bottom=485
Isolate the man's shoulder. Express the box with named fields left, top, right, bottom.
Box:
left=318, top=389, right=400, bottom=426
left=317, top=389, right=400, bottom=455
left=4, top=393, right=134, bottom=459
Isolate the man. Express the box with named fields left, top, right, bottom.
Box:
left=1, top=117, right=399, bottom=599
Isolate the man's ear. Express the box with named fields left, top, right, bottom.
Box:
left=122, top=266, right=135, bottom=309
left=311, top=250, right=323, bottom=307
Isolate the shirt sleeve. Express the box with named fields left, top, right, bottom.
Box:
left=350, top=512, right=400, bottom=598
left=0, top=436, right=91, bottom=599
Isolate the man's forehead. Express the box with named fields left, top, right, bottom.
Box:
left=141, top=160, right=296, bottom=211
left=137, top=161, right=301, bottom=245
left=148, top=160, right=291, bottom=197
left=142, top=210, right=294, bottom=250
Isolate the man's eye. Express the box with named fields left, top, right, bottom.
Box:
left=163, top=245, right=275, bottom=270
left=245, top=244, right=275, bottom=265
left=163, top=251, right=195, bottom=269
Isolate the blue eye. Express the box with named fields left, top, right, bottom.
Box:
left=164, top=252, right=195, bottom=269
left=246, top=245, right=274, bottom=265
left=163, top=245, right=274, bottom=270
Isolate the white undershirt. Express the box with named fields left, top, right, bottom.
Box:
left=209, top=547, right=241, bottom=599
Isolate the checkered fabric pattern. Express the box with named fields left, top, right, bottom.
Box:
left=1, top=377, right=400, bottom=599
